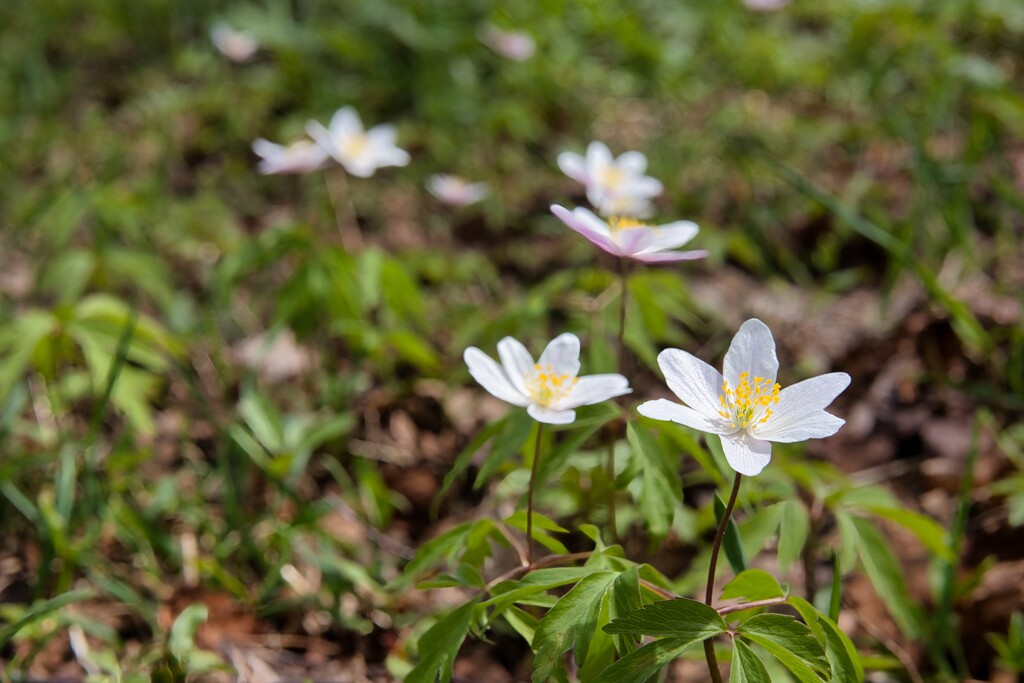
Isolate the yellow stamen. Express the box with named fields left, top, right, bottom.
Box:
left=526, top=363, right=578, bottom=406
left=719, top=371, right=781, bottom=431
left=608, top=216, right=649, bottom=232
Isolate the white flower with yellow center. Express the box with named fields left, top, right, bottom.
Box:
left=551, top=205, right=708, bottom=264
left=638, top=319, right=850, bottom=476
left=251, top=138, right=329, bottom=175
left=464, top=333, right=631, bottom=425
left=306, top=107, right=410, bottom=178
left=557, top=141, right=663, bottom=217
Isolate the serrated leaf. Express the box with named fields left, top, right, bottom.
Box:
left=609, top=565, right=642, bottom=655
left=482, top=566, right=601, bottom=620
left=533, top=572, right=616, bottom=683
left=731, top=638, right=771, bottom=683
left=405, top=599, right=478, bottom=683
left=849, top=515, right=923, bottom=637
left=603, top=598, right=728, bottom=639
left=715, top=493, right=747, bottom=574
left=737, top=614, right=829, bottom=683
left=720, top=569, right=785, bottom=603
left=595, top=637, right=707, bottom=683
left=778, top=499, right=811, bottom=570
left=627, top=423, right=682, bottom=539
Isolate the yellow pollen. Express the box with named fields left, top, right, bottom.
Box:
left=342, top=133, right=368, bottom=158
left=608, top=216, right=649, bottom=232
left=526, top=363, right=578, bottom=406
left=598, top=166, right=626, bottom=189
left=719, top=371, right=781, bottom=431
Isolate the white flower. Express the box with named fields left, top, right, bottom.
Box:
left=480, top=25, right=536, bottom=61
left=744, top=0, right=790, bottom=11
left=551, top=205, right=708, bottom=264
left=557, top=141, right=663, bottom=217
left=426, top=174, right=488, bottom=206
left=638, top=319, right=850, bottom=476
left=464, top=333, right=631, bottom=425
left=252, top=138, right=329, bottom=175
left=306, top=107, right=411, bottom=178
left=211, top=23, right=259, bottom=63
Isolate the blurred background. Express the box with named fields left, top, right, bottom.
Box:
left=0, top=0, right=1022, bottom=680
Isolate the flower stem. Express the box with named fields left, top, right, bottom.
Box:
left=606, top=259, right=629, bottom=545
left=703, top=471, right=743, bottom=683
left=526, top=422, right=544, bottom=565
left=324, top=170, right=364, bottom=251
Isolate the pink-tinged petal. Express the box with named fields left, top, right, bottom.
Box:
left=557, top=151, right=589, bottom=183
left=537, top=333, right=580, bottom=377
left=556, top=374, right=630, bottom=410
left=464, top=347, right=529, bottom=406
left=252, top=138, right=280, bottom=157
left=636, top=221, right=699, bottom=253
left=497, top=337, right=535, bottom=396
left=616, top=226, right=657, bottom=255
left=631, top=249, right=709, bottom=263
left=330, top=107, right=363, bottom=137
left=723, top=319, right=779, bottom=387
left=656, top=348, right=725, bottom=420
left=551, top=205, right=621, bottom=256
left=616, top=150, right=648, bottom=175
left=637, top=398, right=733, bottom=434
left=757, top=410, right=845, bottom=443
left=528, top=404, right=576, bottom=425
left=720, top=432, right=772, bottom=476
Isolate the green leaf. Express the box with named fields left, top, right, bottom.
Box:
left=482, top=566, right=600, bottom=619
left=715, top=493, right=747, bottom=574
left=609, top=565, right=643, bottom=655
left=627, top=423, right=682, bottom=539
left=406, top=599, right=478, bottom=683
left=731, top=638, right=771, bottom=683
left=778, top=499, right=811, bottom=570
left=0, top=588, right=95, bottom=649
left=595, top=637, right=708, bottom=683
left=862, top=505, right=955, bottom=562
left=533, top=572, right=616, bottom=682
left=737, top=614, right=829, bottom=683
left=604, top=598, right=728, bottom=639
left=720, top=569, right=785, bottom=603
left=848, top=515, right=923, bottom=637
left=168, top=604, right=209, bottom=661
left=786, top=595, right=863, bottom=683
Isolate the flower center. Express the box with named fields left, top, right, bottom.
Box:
left=526, top=363, right=578, bottom=406
left=598, top=165, right=625, bottom=189
left=718, top=371, right=780, bottom=430
left=341, top=133, right=369, bottom=159
left=608, top=216, right=648, bottom=232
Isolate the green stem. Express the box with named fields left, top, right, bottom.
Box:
left=703, top=471, right=743, bottom=683
left=607, top=259, right=629, bottom=544
left=526, top=422, right=544, bottom=565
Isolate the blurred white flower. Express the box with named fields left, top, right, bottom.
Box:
left=426, top=174, right=488, bottom=206
left=638, top=319, right=850, bottom=476
left=744, top=0, right=790, bottom=11
left=234, top=329, right=314, bottom=384
left=480, top=25, right=536, bottom=61
left=557, top=141, right=663, bottom=217
left=252, top=138, right=329, bottom=175
left=464, top=333, right=630, bottom=425
left=551, top=205, right=708, bottom=264
left=211, top=23, right=259, bottom=63
left=306, top=107, right=410, bottom=178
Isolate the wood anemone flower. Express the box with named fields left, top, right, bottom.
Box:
left=556, top=141, right=663, bottom=217
left=306, top=107, right=410, bottom=178
left=551, top=205, right=708, bottom=264
left=464, top=333, right=631, bottom=425
left=638, top=318, right=850, bottom=475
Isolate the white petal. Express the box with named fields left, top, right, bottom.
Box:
left=537, top=333, right=580, bottom=377
left=656, top=348, right=725, bottom=421
left=464, top=347, right=529, bottom=406
left=366, top=124, right=397, bottom=147
left=637, top=399, right=733, bottom=434
left=619, top=175, right=664, bottom=198
left=586, top=141, right=613, bottom=171
left=557, top=151, right=588, bottom=183
left=252, top=138, right=281, bottom=158
left=497, top=337, right=535, bottom=396
left=723, top=319, right=779, bottom=387
left=757, top=411, right=845, bottom=443
left=635, top=221, right=699, bottom=253
left=568, top=206, right=612, bottom=237
left=330, top=107, right=363, bottom=137
left=721, top=432, right=772, bottom=476
left=616, top=150, right=648, bottom=175
left=555, top=374, right=630, bottom=410
left=528, top=404, right=576, bottom=425
left=305, top=120, right=334, bottom=155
